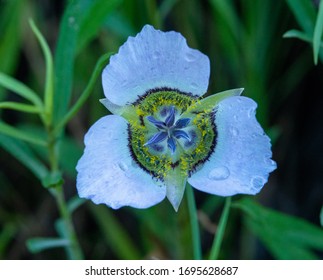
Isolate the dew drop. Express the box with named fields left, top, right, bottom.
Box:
left=251, top=176, right=265, bottom=190
left=190, top=82, right=198, bottom=89
left=106, top=131, right=113, bottom=139
left=264, top=158, right=276, bottom=167
left=185, top=52, right=196, bottom=62
left=233, top=115, right=238, bottom=121
left=230, top=126, right=239, bottom=137
left=208, top=166, right=230, bottom=180
left=248, top=108, right=255, bottom=118
left=118, top=162, right=128, bottom=172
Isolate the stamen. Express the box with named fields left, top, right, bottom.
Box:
left=173, top=130, right=191, bottom=141
left=165, top=106, right=175, bottom=127
left=167, top=137, right=176, bottom=154
left=146, top=116, right=166, bottom=129
left=144, top=131, right=168, bottom=146
left=175, top=118, right=191, bottom=128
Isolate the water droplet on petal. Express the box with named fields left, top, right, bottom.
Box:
left=118, top=162, right=128, bottom=172
left=107, top=131, right=113, bottom=139
left=190, top=82, right=198, bottom=89
left=251, top=176, right=266, bottom=190
left=233, top=115, right=238, bottom=121
left=264, top=158, right=276, bottom=167
left=208, top=166, right=230, bottom=180
left=185, top=52, right=197, bottom=62
left=230, top=126, right=239, bottom=136
left=248, top=108, right=255, bottom=118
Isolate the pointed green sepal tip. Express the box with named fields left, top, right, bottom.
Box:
left=184, top=88, right=244, bottom=116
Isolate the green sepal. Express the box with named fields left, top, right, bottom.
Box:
left=100, top=98, right=137, bottom=120
left=184, top=88, right=243, bottom=116
left=165, top=166, right=187, bottom=212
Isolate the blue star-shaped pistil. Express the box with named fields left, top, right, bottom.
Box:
left=144, top=106, right=191, bottom=153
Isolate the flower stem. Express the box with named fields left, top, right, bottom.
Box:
left=186, top=186, right=202, bottom=260
left=209, top=197, right=232, bottom=260
left=47, top=128, right=83, bottom=259
left=52, top=184, right=83, bottom=259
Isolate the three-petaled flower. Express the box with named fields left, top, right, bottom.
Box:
left=76, top=25, right=276, bottom=211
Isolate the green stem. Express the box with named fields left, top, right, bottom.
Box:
left=47, top=128, right=83, bottom=259
left=209, top=197, right=232, bottom=260
left=186, top=185, right=202, bottom=260
left=52, top=184, right=83, bottom=259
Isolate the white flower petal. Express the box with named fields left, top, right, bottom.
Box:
left=76, top=115, right=166, bottom=209
left=188, top=96, right=276, bottom=196
left=102, top=25, right=210, bottom=106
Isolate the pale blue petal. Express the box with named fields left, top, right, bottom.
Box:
left=188, top=96, right=276, bottom=196
left=102, top=25, right=210, bottom=106
left=76, top=115, right=166, bottom=209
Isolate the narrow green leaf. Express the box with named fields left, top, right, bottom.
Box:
left=286, top=0, right=316, bottom=35
left=0, top=73, right=43, bottom=108
left=29, top=19, right=54, bottom=123
left=54, top=52, right=113, bottom=135
left=209, top=0, right=241, bottom=42
left=0, top=223, right=16, bottom=258
left=54, top=0, right=120, bottom=123
left=0, top=121, right=47, bottom=146
left=26, top=237, right=70, bottom=254
left=313, top=0, right=323, bottom=64
left=0, top=102, right=41, bottom=113
left=283, top=29, right=312, bottom=43
left=235, top=198, right=323, bottom=259
left=0, top=0, right=23, bottom=88
left=0, top=134, right=48, bottom=180
left=76, top=0, right=123, bottom=53
left=90, top=204, right=141, bottom=259
left=320, top=206, right=323, bottom=227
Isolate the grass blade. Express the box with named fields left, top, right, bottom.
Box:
left=54, top=0, right=120, bottom=123
left=0, top=121, right=47, bottom=146
left=26, top=237, right=70, bottom=254
left=286, top=0, right=316, bottom=35
left=313, top=0, right=323, bottom=64
left=0, top=102, right=41, bottom=113
left=0, top=73, right=43, bottom=108
left=0, top=134, right=48, bottom=180
left=29, top=19, right=54, bottom=123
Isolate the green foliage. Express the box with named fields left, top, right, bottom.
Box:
left=285, top=0, right=323, bottom=64
left=235, top=199, right=323, bottom=259
left=26, top=238, right=70, bottom=254
left=54, top=0, right=122, bottom=123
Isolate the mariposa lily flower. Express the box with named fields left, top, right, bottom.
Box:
left=76, top=25, right=276, bottom=211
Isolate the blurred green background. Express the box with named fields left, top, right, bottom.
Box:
left=0, top=0, right=323, bottom=259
